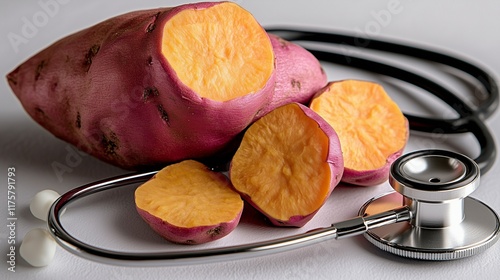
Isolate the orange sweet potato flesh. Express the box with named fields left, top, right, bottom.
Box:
left=135, top=160, right=243, bottom=244
left=310, top=80, right=408, bottom=186
left=162, top=3, right=274, bottom=101
left=230, top=103, right=344, bottom=227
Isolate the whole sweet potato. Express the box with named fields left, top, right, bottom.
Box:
left=7, top=2, right=276, bottom=169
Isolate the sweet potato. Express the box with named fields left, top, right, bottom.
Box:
left=6, top=2, right=276, bottom=169
left=259, top=34, right=327, bottom=115
left=310, top=80, right=408, bottom=186
left=135, top=160, right=243, bottom=244
left=230, top=103, right=344, bottom=227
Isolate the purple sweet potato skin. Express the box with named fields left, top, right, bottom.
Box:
left=259, top=34, right=327, bottom=116
left=341, top=150, right=403, bottom=187
left=6, top=2, right=275, bottom=170
left=137, top=207, right=242, bottom=244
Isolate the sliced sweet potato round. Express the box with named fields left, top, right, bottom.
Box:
left=135, top=160, right=243, bottom=244
left=310, top=80, right=408, bottom=186
left=230, top=103, right=344, bottom=227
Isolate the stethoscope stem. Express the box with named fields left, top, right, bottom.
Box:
left=333, top=207, right=411, bottom=239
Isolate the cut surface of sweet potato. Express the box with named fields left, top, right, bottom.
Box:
left=310, top=80, right=407, bottom=171
left=162, top=2, right=274, bottom=102
left=135, top=160, right=243, bottom=228
left=230, top=103, right=339, bottom=224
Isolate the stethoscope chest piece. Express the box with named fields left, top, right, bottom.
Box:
left=359, top=150, right=500, bottom=260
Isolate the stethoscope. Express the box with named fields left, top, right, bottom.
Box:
left=47, top=28, right=500, bottom=266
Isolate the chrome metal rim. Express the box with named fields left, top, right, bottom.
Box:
left=359, top=192, right=500, bottom=260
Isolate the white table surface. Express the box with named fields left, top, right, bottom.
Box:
left=1, top=0, right=500, bottom=279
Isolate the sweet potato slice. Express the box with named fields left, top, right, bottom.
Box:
left=6, top=2, right=275, bottom=169
left=230, top=103, right=344, bottom=227
left=310, top=80, right=408, bottom=186
left=135, top=160, right=243, bottom=244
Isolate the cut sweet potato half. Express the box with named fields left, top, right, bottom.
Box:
left=135, top=160, right=243, bottom=244
left=310, top=80, right=408, bottom=186
left=230, top=103, right=344, bottom=227
left=7, top=2, right=276, bottom=170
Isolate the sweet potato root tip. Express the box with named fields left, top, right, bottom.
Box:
left=230, top=103, right=343, bottom=227
left=7, top=66, right=20, bottom=86
left=310, top=80, right=408, bottom=186
left=161, top=2, right=274, bottom=102
left=7, top=76, right=17, bottom=86
left=135, top=160, right=243, bottom=244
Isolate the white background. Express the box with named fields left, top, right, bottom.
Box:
left=1, top=0, right=500, bottom=279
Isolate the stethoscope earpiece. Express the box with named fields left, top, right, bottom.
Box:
left=360, top=150, right=500, bottom=260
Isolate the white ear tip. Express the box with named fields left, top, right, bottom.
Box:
left=30, top=190, right=60, bottom=221
left=20, top=228, right=57, bottom=267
